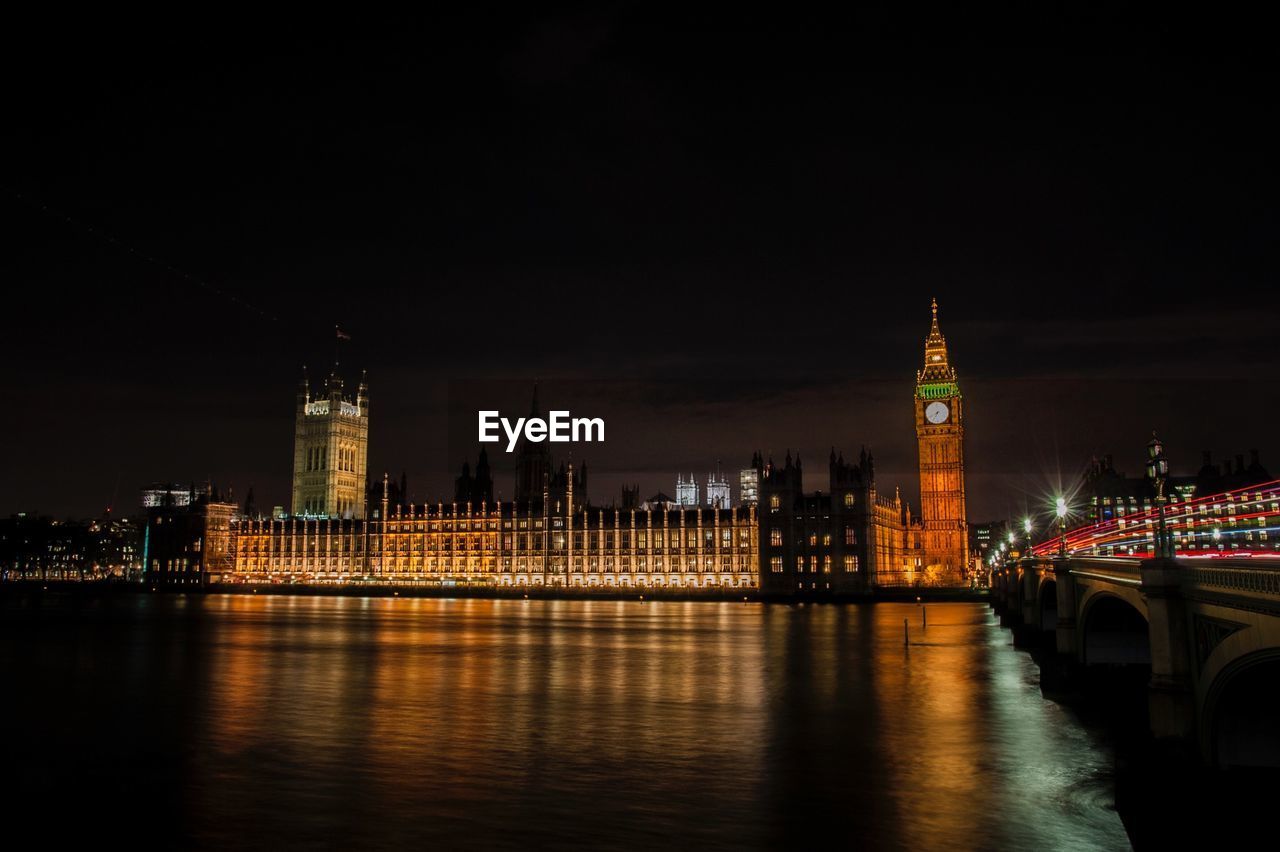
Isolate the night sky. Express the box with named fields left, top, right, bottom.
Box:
left=4, top=8, right=1277, bottom=523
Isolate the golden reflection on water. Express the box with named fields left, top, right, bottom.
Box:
left=186, top=597, right=1127, bottom=850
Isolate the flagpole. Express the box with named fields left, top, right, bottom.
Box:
left=333, top=324, right=351, bottom=374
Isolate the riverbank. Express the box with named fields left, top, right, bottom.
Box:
left=0, top=578, right=989, bottom=604
left=994, top=604, right=1277, bottom=847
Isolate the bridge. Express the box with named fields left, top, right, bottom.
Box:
left=992, top=553, right=1280, bottom=768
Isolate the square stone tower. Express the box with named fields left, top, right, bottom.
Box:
left=914, top=299, right=969, bottom=582
left=291, top=367, right=369, bottom=519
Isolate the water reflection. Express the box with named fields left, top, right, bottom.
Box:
left=0, top=596, right=1129, bottom=850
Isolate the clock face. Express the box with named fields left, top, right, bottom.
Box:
left=925, top=401, right=950, bottom=424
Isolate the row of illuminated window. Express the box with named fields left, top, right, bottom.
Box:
left=768, top=527, right=858, bottom=546
left=238, top=530, right=754, bottom=553
left=234, top=555, right=756, bottom=572
left=1118, top=514, right=1273, bottom=530
left=769, top=555, right=859, bottom=573
left=378, top=517, right=754, bottom=533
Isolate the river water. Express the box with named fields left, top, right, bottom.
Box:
left=0, top=595, right=1131, bottom=850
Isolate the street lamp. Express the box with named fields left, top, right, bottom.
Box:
left=1024, top=516, right=1034, bottom=559
left=1146, top=431, right=1173, bottom=559
left=1055, top=497, right=1068, bottom=558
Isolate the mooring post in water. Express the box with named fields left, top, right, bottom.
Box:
left=904, top=618, right=909, bottom=646
left=923, top=605, right=927, bottom=629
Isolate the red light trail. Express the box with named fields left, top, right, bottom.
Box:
left=1028, top=479, right=1280, bottom=559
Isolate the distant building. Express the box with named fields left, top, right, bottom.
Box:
left=644, top=492, right=676, bottom=511
left=454, top=448, right=495, bottom=507
left=292, top=366, right=369, bottom=519
left=510, top=386, right=587, bottom=512
left=969, top=520, right=1011, bottom=565
left=676, top=474, right=699, bottom=507
left=0, top=513, right=141, bottom=581
left=739, top=468, right=759, bottom=505
left=706, top=467, right=731, bottom=509
left=1080, top=450, right=1272, bottom=527
left=366, top=472, right=408, bottom=519
left=1064, top=449, right=1278, bottom=557
left=141, top=483, right=199, bottom=508
left=143, top=487, right=235, bottom=588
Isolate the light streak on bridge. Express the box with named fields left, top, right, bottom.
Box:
left=1029, top=478, right=1280, bottom=559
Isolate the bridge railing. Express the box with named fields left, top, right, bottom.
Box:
left=1179, top=559, right=1280, bottom=597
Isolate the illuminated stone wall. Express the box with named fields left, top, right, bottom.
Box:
left=225, top=503, right=758, bottom=589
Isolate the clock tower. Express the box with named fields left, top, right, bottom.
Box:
left=914, top=299, right=969, bottom=582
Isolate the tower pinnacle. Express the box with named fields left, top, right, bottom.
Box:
left=920, top=299, right=952, bottom=377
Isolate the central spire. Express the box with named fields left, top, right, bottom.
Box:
left=923, top=297, right=949, bottom=369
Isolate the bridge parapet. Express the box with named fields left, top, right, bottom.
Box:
left=1177, top=558, right=1280, bottom=599
left=1066, top=557, right=1142, bottom=586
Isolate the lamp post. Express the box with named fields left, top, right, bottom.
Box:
left=1024, top=516, right=1034, bottom=560
left=1146, top=431, right=1173, bottom=559
left=1055, top=497, right=1068, bottom=558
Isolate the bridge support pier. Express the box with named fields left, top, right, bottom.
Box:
left=1008, top=564, right=1025, bottom=636
left=1142, top=558, right=1196, bottom=743
left=1020, top=562, right=1039, bottom=632
left=999, top=566, right=1022, bottom=627
left=1053, top=560, right=1077, bottom=657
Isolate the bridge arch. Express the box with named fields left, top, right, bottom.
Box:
left=1201, top=643, right=1280, bottom=768
left=1078, top=590, right=1150, bottom=666
left=1037, top=577, right=1058, bottom=633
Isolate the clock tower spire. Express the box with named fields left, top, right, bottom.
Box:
left=914, top=298, right=969, bottom=583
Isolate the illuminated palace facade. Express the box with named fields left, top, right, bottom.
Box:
left=221, top=386, right=756, bottom=588
left=222, top=491, right=756, bottom=588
